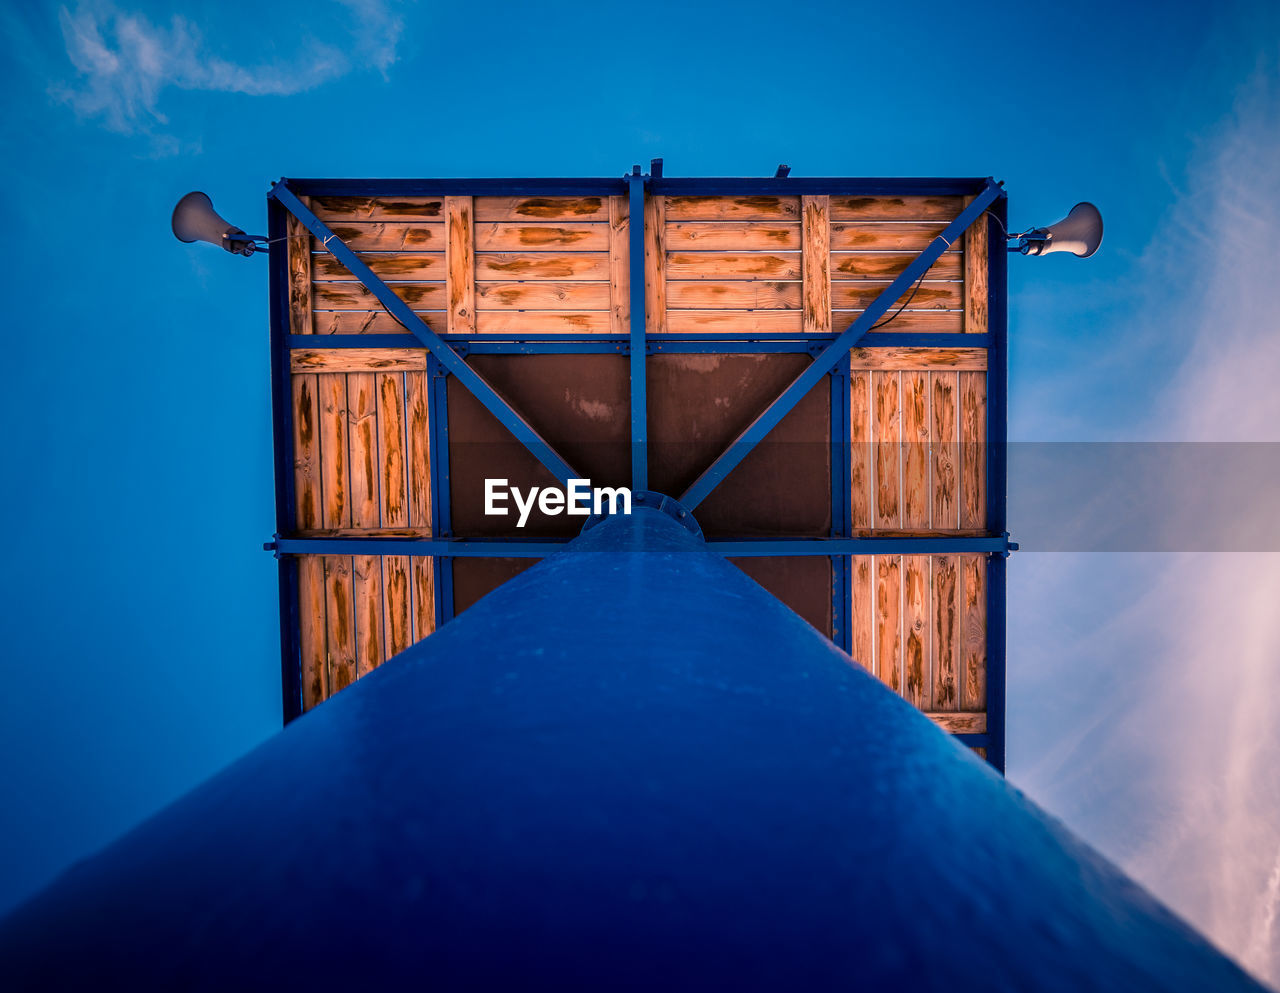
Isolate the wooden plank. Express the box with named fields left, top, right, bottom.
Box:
left=834, top=311, right=964, bottom=332
left=664, top=195, right=800, bottom=220
left=382, top=556, right=412, bottom=659
left=961, top=554, right=987, bottom=710
left=902, top=371, right=929, bottom=528
left=665, top=252, right=802, bottom=280
left=295, top=527, right=432, bottom=538
left=291, top=374, right=320, bottom=530
left=661, top=310, right=802, bottom=333
left=315, top=223, right=444, bottom=252
left=875, top=555, right=901, bottom=691
left=609, top=195, right=629, bottom=332
left=298, top=555, right=327, bottom=710
left=851, top=556, right=874, bottom=673
left=311, top=312, right=445, bottom=335
left=849, top=347, right=986, bottom=371
left=412, top=557, right=435, bottom=643
left=960, top=371, right=987, bottom=528
left=665, top=222, right=800, bottom=250
left=323, top=555, right=356, bottom=694
left=830, top=281, right=961, bottom=311
left=665, top=281, right=801, bottom=310
left=850, top=370, right=872, bottom=529
left=311, top=196, right=443, bottom=221
left=932, top=555, right=959, bottom=710
left=829, top=222, right=956, bottom=251
left=474, top=196, right=609, bottom=222
left=802, top=196, right=831, bottom=333
left=353, top=553, right=384, bottom=678
left=406, top=370, right=431, bottom=533
left=313, top=282, right=446, bottom=310
left=318, top=374, right=350, bottom=529
left=925, top=711, right=985, bottom=733
left=830, top=252, right=961, bottom=280
left=446, top=196, right=476, bottom=333
left=872, top=371, right=900, bottom=529
left=474, top=223, right=609, bottom=251
left=287, top=197, right=313, bottom=334
left=830, top=196, right=964, bottom=220
left=377, top=373, right=408, bottom=528
left=645, top=195, right=666, bottom=332
left=292, top=349, right=427, bottom=374
left=903, top=555, right=929, bottom=708
left=474, top=312, right=614, bottom=333
left=473, top=281, right=611, bottom=310
left=932, top=372, right=959, bottom=529
left=964, top=196, right=989, bottom=334
left=474, top=252, right=610, bottom=280
left=314, top=254, right=445, bottom=281
left=347, top=374, right=379, bottom=529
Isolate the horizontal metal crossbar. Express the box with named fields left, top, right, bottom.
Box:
left=286, top=333, right=991, bottom=352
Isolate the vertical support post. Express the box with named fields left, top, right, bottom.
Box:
left=629, top=168, right=648, bottom=490
left=269, top=195, right=303, bottom=723
left=986, top=195, right=1009, bottom=773
left=802, top=195, right=831, bottom=334
left=446, top=196, right=476, bottom=334
left=830, top=352, right=852, bottom=653
left=428, top=353, right=455, bottom=628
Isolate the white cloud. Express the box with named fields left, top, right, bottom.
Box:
left=52, top=1, right=403, bottom=139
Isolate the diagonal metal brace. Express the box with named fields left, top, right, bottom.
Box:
left=679, top=180, right=1003, bottom=510
left=270, top=183, right=582, bottom=486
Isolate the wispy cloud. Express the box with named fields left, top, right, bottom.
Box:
left=52, top=0, right=403, bottom=142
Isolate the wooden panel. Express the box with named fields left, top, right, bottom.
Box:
left=662, top=310, right=801, bottom=333
left=292, top=349, right=427, bottom=373
left=291, top=375, right=320, bottom=530
left=347, top=373, right=379, bottom=529
left=474, top=281, right=611, bottom=310
left=406, top=370, right=431, bottom=533
left=802, top=196, right=831, bottom=333
left=834, top=311, right=964, bottom=332
left=382, top=556, right=412, bottom=659
left=474, top=196, right=609, bottom=222
left=875, top=555, right=901, bottom=691
left=353, top=553, right=384, bottom=677
left=830, top=281, right=961, bottom=311
left=850, top=370, right=872, bottom=529
left=872, top=371, right=900, bottom=529
left=412, top=557, right=435, bottom=643
left=645, top=195, right=666, bottom=332
left=903, top=555, right=929, bottom=708
left=311, top=312, right=444, bottom=335
left=851, top=556, right=874, bottom=673
left=830, top=196, right=963, bottom=220
left=313, top=254, right=445, bottom=281
left=850, top=347, right=986, bottom=371
left=313, top=282, right=446, bottom=310
left=474, top=223, right=609, bottom=251
left=665, top=281, right=800, bottom=309
left=474, top=253, right=610, bottom=280
left=902, top=371, right=929, bottom=529
left=931, top=555, right=959, bottom=710
left=664, top=195, right=800, bottom=220
left=323, top=555, right=356, bottom=693
left=377, top=373, right=408, bottom=528
left=665, top=252, right=802, bottom=280
left=311, top=196, right=443, bottom=221
left=961, top=554, right=987, bottom=710
left=474, top=312, right=613, bottom=333
left=829, top=222, right=955, bottom=251
left=287, top=197, right=313, bottom=334
left=318, top=374, right=349, bottom=529
left=609, top=195, right=629, bottom=332
left=315, top=223, right=444, bottom=252
left=926, top=711, right=985, bottom=733
left=665, top=222, right=800, bottom=250
left=960, top=371, right=987, bottom=528
left=964, top=196, right=989, bottom=334
left=446, top=196, right=476, bottom=333
left=298, top=555, right=326, bottom=711
left=831, top=252, right=961, bottom=280
left=931, top=372, right=959, bottom=529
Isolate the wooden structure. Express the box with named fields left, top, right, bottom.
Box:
left=265, top=168, right=1009, bottom=767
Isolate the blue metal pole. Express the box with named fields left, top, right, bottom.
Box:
left=629, top=168, right=648, bottom=490
left=0, top=506, right=1263, bottom=992
left=679, top=180, right=1003, bottom=511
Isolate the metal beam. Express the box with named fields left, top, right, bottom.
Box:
left=285, top=332, right=991, bottom=351
left=629, top=169, right=648, bottom=489
left=270, top=183, right=582, bottom=487
left=679, top=180, right=1004, bottom=511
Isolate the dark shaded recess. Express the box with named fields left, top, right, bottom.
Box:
left=453, top=558, right=540, bottom=615
left=730, top=556, right=833, bottom=637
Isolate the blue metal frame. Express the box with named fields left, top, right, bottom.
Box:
left=829, top=353, right=853, bottom=654
left=287, top=333, right=992, bottom=352
left=628, top=168, right=648, bottom=489
left=986, top=198, right=1010, bottom=773
left=428, top=352, right=455, bottom=627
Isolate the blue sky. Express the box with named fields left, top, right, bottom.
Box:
left=2, top=0, right=1279, bottom=981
